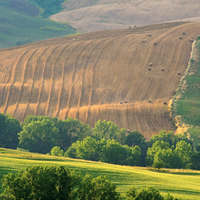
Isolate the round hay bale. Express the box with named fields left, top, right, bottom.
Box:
left=125, top=100, right=128, bottom=103
left=120, top=101, right=122, bottom=104
left=179, top=37, right=182, bottom=40
left=149, top=63, right=153, bottom=66
left=127, top=129, right=130, bottom=133
left=148, top=99, right=152, bottom=103
left=183, top=32, right=186, bottom=35
left=154, top=43, right=157, bottom=45
left=190, top=39, right=194, bottom=43
left=163, top=102, right=167, bottom=105
left=161, top=69, right=165, bottom=71
left=178, top=73, right=181, bottom=75
left=148, top=68, right=151, bottom=71
left=142, top=39, right=146, bottom=43
left=148, top=33, right=152, bottom=36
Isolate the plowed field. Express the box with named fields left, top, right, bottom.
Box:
left=0, top=22, right=200, bottom=138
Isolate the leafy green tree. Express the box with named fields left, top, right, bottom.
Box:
left=125, top=131, right=145, bottom=147
left=150, top=130, right=193, bottom=149
left=153, top=159, right=165, bottom=170
left=153, top=148, right=182, bottom=169
left=126, top=187, right=163, bottom=200
left=174, top=141, right=193, bottom=168
left=64, top=145, right=77, bottom=158
left=52, top=117, right=92, bottom=151
left=125, top=131, right=147, bottom=166
left=191, top=152, right=200, bottom=170
left=75, top=137, right=99, bottom=161
left=126, top=187, right=180, bottom=200
left=51, top=146, right=63, bottom=156
left=22, top=115, right=51, bottom=126
left=0, top=113, right=21, bottom=149
left=116, top=128, right=127, bottom=145
left=100, top=139, right=127, bottom=164
left=123, top=145, right=142, bottom=166
left=0, top=166, right=79, bottom=200
left=146, top=141, right=170, bottom=166
left=18, top=118, right=58, bottom=154
left=93, top=120, right=120, bottom=141
left=77, top=174, right=121, bottom=200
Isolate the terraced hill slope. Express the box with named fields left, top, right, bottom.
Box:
left=51, top=0, right=200, bottom=32
left=0, top=22, right=200, bottom=138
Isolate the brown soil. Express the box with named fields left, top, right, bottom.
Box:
left=0, top=22, right=200, bottom=138
left=50, top=0, right=200, bottom=33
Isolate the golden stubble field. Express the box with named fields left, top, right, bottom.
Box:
left=0, top=22, right=200, bottom=138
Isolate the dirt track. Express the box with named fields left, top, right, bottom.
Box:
left=0, top=22, right=200, bottom=138
left=51, top=0, right=200, bottom=32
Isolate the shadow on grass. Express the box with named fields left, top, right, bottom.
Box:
left=159, top=188, right=200, bottom=195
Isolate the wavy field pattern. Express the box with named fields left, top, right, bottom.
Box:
left=0, top=22, right=200, bottom=138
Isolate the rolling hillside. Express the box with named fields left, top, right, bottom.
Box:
left=0, top=22, right=200, bottom=138
left=51, top=0, right=200, bottom=32
left=0, top=148, right=200, bottom=199
left=0, top=0, right=76, bottom=49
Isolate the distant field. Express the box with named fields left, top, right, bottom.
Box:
left=0, top=3, right=77, bottom=49
left=0, top=148, right=200, bottom=199
left=0, top=22, right=200, bottom=138
left=51, top=0, right=200, bottom=32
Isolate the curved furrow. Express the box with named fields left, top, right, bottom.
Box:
left=126, top=35, right=157, bottom=101
left=48, top=43, right=73, bottom=117
left=143, top=31, right=179, bottom=101
left=35, top=44, right=64, bottom=116
left=106, top=34, right=143, bottom=102
left=51, top=41, right=89, bottom=117
left=54, top=43, right=74, bottom=117
left=57, top=42, right=86, bottom=119
left=36, top=44, right=68, bottom=116
left=25, top=47, right=51, bottom=117
left=133, top=27, right=180, bottom=101
left=133, top=29, right=184, bottom=131
left=22, top=49, right=42, bottom=120
left=118, top=33, right=152, bottom=102
left=62, top=41, right=87, bottom=119
left=85, top=37, right=116, bottom=123
left=3, top=50, right=29, bottom=114
left=76, top=38, right=110, bottom=121
left=66, top=39, right=97, bottom=119
left=67, top=40, right=94, bottom=111
left=40, top=45, right=66, bottom=116
left=13, top=49, right=38, bottom=120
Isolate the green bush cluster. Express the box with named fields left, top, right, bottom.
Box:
left=64, top=137, right=142, bottom=166
left=0, top=166, right=180, bottom=200
left=0, top=113, right=200, bottom=170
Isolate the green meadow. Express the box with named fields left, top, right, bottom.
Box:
left=0, top=148, right=200, bottom=199
left=0, top=3, right=77, bottom=49
left=172, top=38, right=200, bottom=147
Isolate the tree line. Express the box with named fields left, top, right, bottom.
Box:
left=0, top=113, right=200, bottom=170
left=0, top=166, right=180, bottom=200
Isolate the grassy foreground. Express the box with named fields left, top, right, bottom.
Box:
left=0, top=148, right=200, bottom=199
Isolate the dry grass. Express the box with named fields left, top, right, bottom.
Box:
left=51, top=0, right=200, bottom=32
left=0, top=22, right=200, bottom=138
